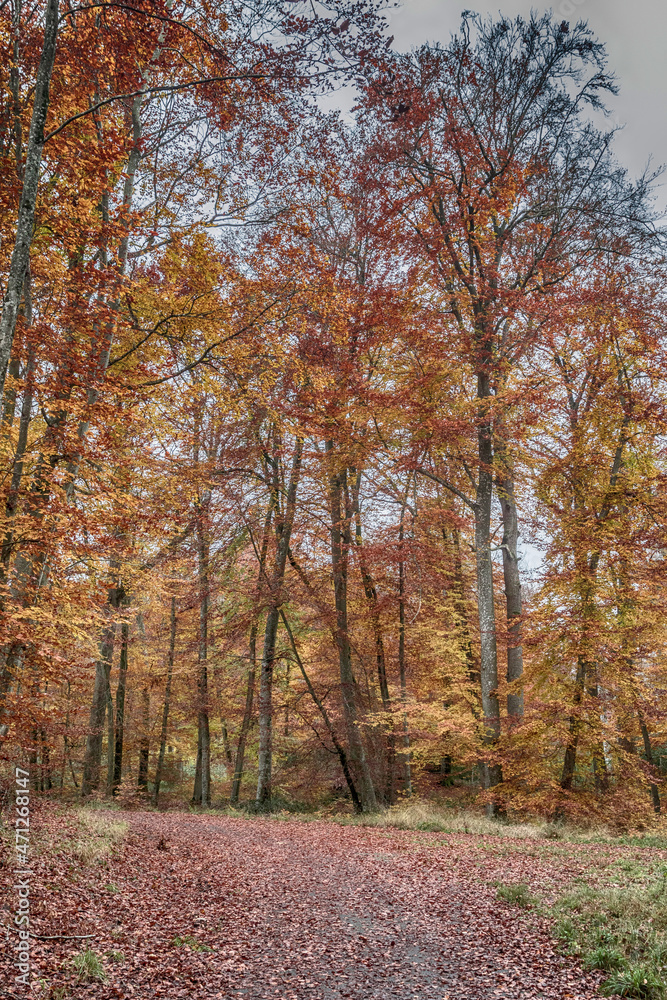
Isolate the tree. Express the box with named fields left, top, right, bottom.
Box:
left=361, top=11, right=656, bottom=808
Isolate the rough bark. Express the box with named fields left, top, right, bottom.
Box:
left=326, top=441, right=377, bottom=813
left=0, top=0, right=59, bottom=399
left=256, top=436, right=303, bottom=808
left=153, top=595, right=176, bottom=806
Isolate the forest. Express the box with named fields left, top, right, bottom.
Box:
left=1, top=0, right=666, bottom=828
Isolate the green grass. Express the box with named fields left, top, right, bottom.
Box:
left=171, top=934, right=213, bottom=952
left=552, top=863, right=667, bottom=999
left=496, top=881, right=536, bottom=908
left=600, top=967, right=666, bottom=998
left=71, top=948, right=107, bottom=983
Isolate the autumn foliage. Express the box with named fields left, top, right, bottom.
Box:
left=0, top=4, right=666, bottom=824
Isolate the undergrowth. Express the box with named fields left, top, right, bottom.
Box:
left=71, top=948, right=107, bottom=983
left=63, top=807, right=128, bottom=865
left=496, top=881, right=536, bottom=908
left=205, top=797, right=667, bottom=849
left=553, top=861, right=667, bottom=999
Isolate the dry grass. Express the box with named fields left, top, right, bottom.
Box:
left=337, top=800, right=561, bottom=839
left=65, top=808, right=128, bottom=865
left=331, top=800, right=667, bottom=847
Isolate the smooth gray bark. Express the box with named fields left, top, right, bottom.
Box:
left=153, top=595, right=176, bottom=806
left=81, top=584, right=121, bottom=794
left=326, top=442, right=377, bottom=813
left=398, top=509, right=412, bottom=797
left=256, top=436, right=303, bottom=807
left=112, top=621, right=129, bottom=792
left=496, top=462, right=524, bottom=720
left=105, top=672, right=114, bottom=794
left=0, top=0, right=59, bottom=400
left=138, top=686, right=150, bottom=788
left=193, top=513, right=211, bottom=806
left=475, top=372, right=502, bottom=805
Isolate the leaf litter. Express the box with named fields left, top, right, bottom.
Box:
left=1, top=806, right=648, bottom=998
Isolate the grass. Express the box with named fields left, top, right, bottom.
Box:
left=0, top=800, right=128, bottom=867
left=208, top=797, right=667, bottom=852
left=64, top=808, right=128, bottom=865
left=171, top=934, right=213, bottom=952
left=71, top=948, right=107, bottom=983
left=552, top=862, right=667, bottom=999
left=337, top=801, right=562, bottom=838
left=496, top=881, right=536, bottom=908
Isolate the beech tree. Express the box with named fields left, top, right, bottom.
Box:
left=0, top=7, right=665, bottom=824
left=360, top=11, right=657, bottom=808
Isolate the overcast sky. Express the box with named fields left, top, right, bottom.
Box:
left=385, top=1, right=667, bottom=200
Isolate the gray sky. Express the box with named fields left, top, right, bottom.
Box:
left=386, top=1, right=667, bottom=195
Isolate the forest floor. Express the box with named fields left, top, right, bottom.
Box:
left=3, top=804, right=667, bottom=1000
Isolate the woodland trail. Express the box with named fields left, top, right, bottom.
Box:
left=26, top=812, right=608, bottom=999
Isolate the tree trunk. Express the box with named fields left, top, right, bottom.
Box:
left=81, top=583, right=121, bottom=794
left=280, top=609, right=362, bottom=812
left=193, top=514, right=211, bottom=807
left=105, top=672, right=114, bottom=794
left=230, top=497, right=275, bottom=805
left=40, top=728, right=51, bottom=791
left=153, top=595, right=176, bottom=806
left=326, top=441, right=377, bottom=813
left=639, top=713, right=661, bottom=814
left=559, top=418, right=629, bottom=793
left=398, top=511, right=412, bottom=797
left=560, top=657, right=586, bottom=792
left=450, top=526, right=480, bottom=703
left=496, top=454, right=524, bottom=720
left=351, top=471, right=396, bottom=804
left=475, top=372, right=502, bottom=809
left=230, top=644, right=257, bottom=806
left=112, top=620, right=129, bottom=792
left=256, top=435, right=303, bottom=808
left=0, top=0, right=59, bottom=399
left=138, top=686, right=150, bottom=789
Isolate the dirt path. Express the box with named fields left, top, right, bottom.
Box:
left=25, top=812, right=606, bottom=999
